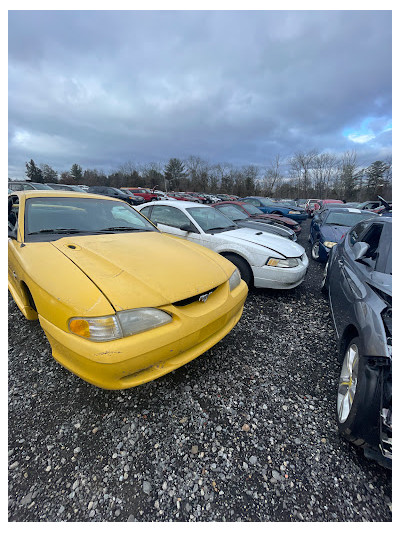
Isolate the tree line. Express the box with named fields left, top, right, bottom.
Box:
left=24, top=149, right=392, bottom=201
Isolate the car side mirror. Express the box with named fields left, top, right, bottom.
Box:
left=179, top=223, right=195, bottom=232
left=353, top=241, right=369, bottom=261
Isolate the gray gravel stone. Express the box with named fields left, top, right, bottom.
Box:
left=7, top=220, right=392, bottom=522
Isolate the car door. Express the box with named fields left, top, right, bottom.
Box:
left=8, top=195, right=26, bottom=305
left=329, top=219, right=379, bottom=336
left=147, top=205, right=206, bottom=246
left=310, top=211, right=324, bottom=243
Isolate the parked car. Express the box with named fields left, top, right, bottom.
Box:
left=211, top=203, right=297, bottom=241
left=321, top=215, right=392, bottom=467
left=86, top=186, right=144, bottom=206
left=313, top=199, right=344, bottom=216
left=309, top=207, right=377, bottom=262
left=8, top=181, right=53, bottom=191
left=137, top=200, right=308, bottom=289
left=45, top=183, right=87, bottom=192
left=305, top=199, right=321, bottom=217
left=120, top=187, right=159, bottom=202
left=295, top=199, right=308, bottom=209
left=8, top=190, right=248, bottom=389
left=242, top=197, right=307, bottom=222
left=213, top=201, right=302, bottom=233
left=356, top=200, right=384, bottom=211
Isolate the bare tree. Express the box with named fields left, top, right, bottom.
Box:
left=263, top=155, right=283, bottom=196
left=288, top=150, right=317, bottom=197
left=312, top=153, right=338, bottom=198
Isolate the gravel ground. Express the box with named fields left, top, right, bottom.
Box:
left=8, top=219, right=392, bottom=522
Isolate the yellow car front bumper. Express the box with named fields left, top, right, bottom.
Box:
left=39, top=279, right=248, bottom=389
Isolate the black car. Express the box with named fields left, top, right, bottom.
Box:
left=86, top=186, right=144, bottom=206
left=322, top=216, right=392, bottom=467
left=211, top=202, right=297, bottom=241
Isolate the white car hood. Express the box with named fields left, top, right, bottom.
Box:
left=219, top=227, right=305, bottom=258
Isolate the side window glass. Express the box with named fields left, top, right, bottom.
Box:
left=8, top=196, right=19, bottom=229
left=360, top=224, right=384, bottom=260
left=348, top=220, right=371, bottom=247
left=151, top=206, right=190, bottom=228
left=140, top=206, right=152, bottom=219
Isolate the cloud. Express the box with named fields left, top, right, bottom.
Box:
left=8, top=10, right=392, bottom=178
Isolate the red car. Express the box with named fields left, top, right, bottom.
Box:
left=166, top=192, right=193, bottom=202
left=313, top=199, right=344, bottom=216
left=213, top=201, right=302, bottom=234
left=305, top=199, right=321, bottom=217
left=121, top=187, right=159, bottom=202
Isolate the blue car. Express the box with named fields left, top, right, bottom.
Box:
left=242, top=197, right=307, bottom=222
left=309, top=207, right=378, bottom=262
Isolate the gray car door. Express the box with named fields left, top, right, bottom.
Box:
left=329, top=220, right=372, bottom=336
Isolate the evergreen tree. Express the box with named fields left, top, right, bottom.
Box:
left=365, top=161, right=391, bottom=198
left=164, top=158, right=186, bottom=191
left=40, top=164, right=58, bottom=183
left=25, top=159, right=43, bottom=182
left=70, top=163, right=83, bottom=183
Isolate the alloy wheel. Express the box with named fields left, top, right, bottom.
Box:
left=337, top=343, right=359, bottom=423
left=311, top=241, right=320, bottom=260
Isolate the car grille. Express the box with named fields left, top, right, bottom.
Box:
left=173, top=286, right=217, bottom=307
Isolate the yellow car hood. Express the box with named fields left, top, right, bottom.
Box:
left=51, top=232, right=231, bottom=311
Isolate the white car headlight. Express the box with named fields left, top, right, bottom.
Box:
left=288, top=210, right=300, bottom=214
left=69, top=308, right=172, bottom=342
left=323, top=241, right=337, bottom=249
left=266, top=257, right=300, bottom=268
left=229, top=268, right=241, bottom=291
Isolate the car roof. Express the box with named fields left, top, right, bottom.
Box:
left=8, top=189, right=124, bottom=201
left=323, top=207, right=366, bottom=214
left=140, top=200, right=207, bottom=208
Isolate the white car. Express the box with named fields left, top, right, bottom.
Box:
left=137, top=201, right=308, bottom=289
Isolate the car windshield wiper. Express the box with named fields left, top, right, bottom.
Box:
left=27, top=228, right=88, bottom=235
left=326, top=222, right=349, bottom=227
left=98, top=226, right=152, bottom=232
left=208, top=225, right=237, bottom=231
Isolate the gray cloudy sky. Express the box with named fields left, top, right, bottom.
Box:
left=8, top=10, right=392, bottom=179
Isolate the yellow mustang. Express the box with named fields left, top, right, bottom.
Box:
left=8, top=191, right=248, bottom=389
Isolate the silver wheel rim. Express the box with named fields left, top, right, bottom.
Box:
left=337, top=343, right=359, bottom=423
left=321, top=262, right=328, bottom=288
left=312, top=242, right=320, bottom=260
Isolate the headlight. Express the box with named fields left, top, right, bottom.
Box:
left=323, top=241, right=337, bottom=249
left=288, top=210, right=300, bottom=214
left=69, top=308, right=172, bottom=342
left=229, top=268, right=241, bottom=291
left=266, top=257, right=300, bottom=268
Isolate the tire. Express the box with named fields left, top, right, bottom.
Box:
left=321, top=261, right=329, bottom=294
left=311, top=241, right=321, bottom=261
left=224, top=254, right=253, bottom=287
left=336, top=337, right=368, bottom=448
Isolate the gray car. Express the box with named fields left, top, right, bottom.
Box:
left=322, top=216, right=392, bottom=467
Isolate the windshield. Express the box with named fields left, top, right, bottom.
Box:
left=24, top=197, right=157, bottom=242
left=241, top=203, right=263, bottom=215
left=187, top=207, right=237, bottom=233
left=33, top=183, right=53, bottom=190
left=217, top=205, right=249, bottom=221
left=324, top=211, right=376, bottom=227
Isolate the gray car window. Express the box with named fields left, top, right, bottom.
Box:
left=151, top=205, right=190, bottom=228
left=348, top=220, right=372, bottom=246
